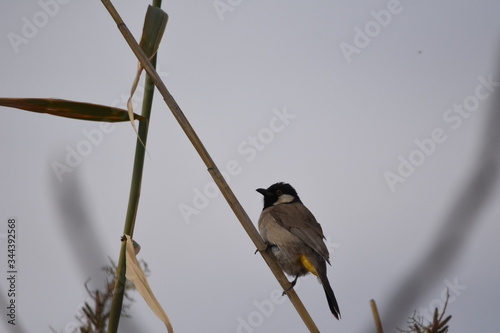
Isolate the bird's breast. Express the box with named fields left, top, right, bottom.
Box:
left=258, top=208, right=301, bottom=247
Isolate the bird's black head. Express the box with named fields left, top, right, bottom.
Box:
left=256, top=182, right=301, bottom=209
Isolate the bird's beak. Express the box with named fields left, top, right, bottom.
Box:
left=256, top=188, right=270, bottom=196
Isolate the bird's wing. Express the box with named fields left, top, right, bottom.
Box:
left=269, top=202, right=330, bottom=263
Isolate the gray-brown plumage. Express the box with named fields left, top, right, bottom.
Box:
left=257, top=182, right=340, bottom=319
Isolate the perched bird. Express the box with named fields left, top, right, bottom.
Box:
left=256, top=182, right=341, bottom=319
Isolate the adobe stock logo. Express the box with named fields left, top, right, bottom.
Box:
left=339, top=0, right=408, bottom=64
left=178, top=106, right=296, bottom=224
left=418, top=277, right=467, bottom=322
left=50, top=69, right=169, bottom=182
left=213, top=0, right=245, bottom=21
left=7, top=0, right=73, bottom=54
left=51, top=123, right=117, bottom=182
left=384, top=74, right=499, bottom=192
left=226, top=238, right=339, bottom=332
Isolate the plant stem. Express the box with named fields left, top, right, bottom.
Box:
left=106, top=2, right=161, bottom=332
left=370, top=299, right=384, bottom=333
left=100, top=1, right=320, bottom=331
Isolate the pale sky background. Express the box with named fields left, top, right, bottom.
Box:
left=1, top=1, right=500, bottom=332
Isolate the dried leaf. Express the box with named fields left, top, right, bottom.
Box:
left=124, top=235, right=173, bottom=333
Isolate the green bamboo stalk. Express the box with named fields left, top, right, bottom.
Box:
left=100, top=1, right=320, bottom=332
left=106, top=2, right=162, bottom=332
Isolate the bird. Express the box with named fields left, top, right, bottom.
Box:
left=256, top=182, right=341, bottom=319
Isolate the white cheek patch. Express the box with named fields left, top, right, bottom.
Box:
left=273, top=194, right=295, bottom=205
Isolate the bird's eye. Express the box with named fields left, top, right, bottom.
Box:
left=276, top=190, right=283, bottom=195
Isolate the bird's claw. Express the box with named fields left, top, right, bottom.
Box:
left=282, top=276, right=298, bottom=296
left=254, top=242, right=270, bottom=254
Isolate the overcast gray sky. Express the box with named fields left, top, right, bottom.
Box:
left=1, top=1, right=500, bottom=332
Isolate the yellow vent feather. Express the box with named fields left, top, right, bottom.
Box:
left=300, top=255, right=318, bottom=276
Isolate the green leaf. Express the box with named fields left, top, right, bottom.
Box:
left=140, top=5, right=168, bottom=57
left=125, top=5, right=167, bottom=148
left=0, top=98, right=144, bottom=122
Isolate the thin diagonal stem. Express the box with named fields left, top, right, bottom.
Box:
left=100, top=1, right=320, bottom=332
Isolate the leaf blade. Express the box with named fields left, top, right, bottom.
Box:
left=0, top=98, right=144, bottom=122
left=140, top=5, right=168, bottom=58
left=124, top=235, right=173, bottom=333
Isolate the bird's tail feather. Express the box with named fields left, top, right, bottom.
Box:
left=320, top=274, right=341, bottom=319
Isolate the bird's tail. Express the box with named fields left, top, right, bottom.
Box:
left=319, top=273, right=341, bottom=320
